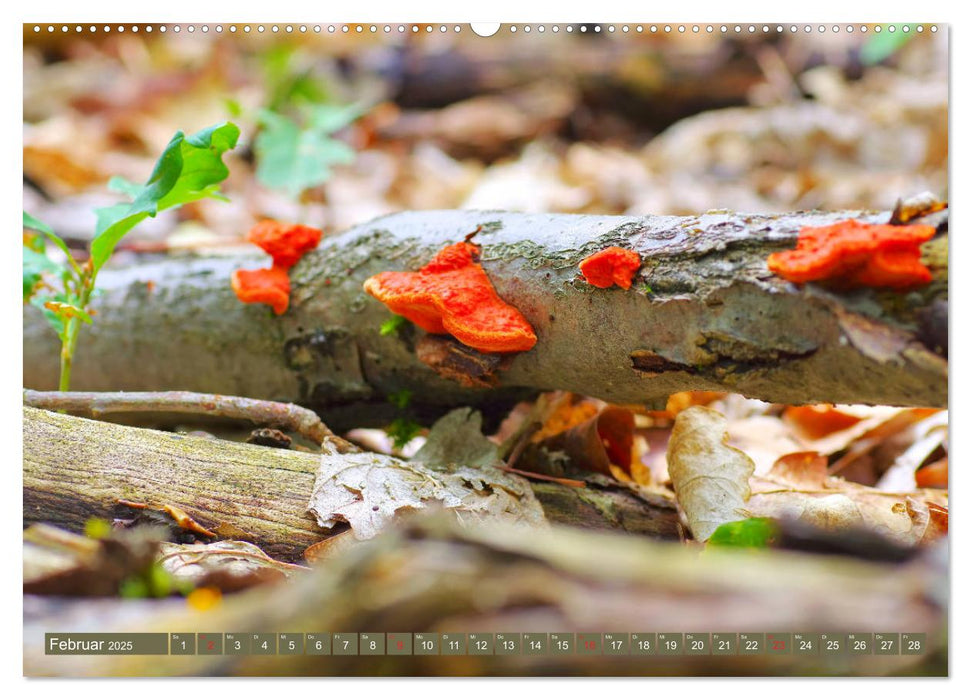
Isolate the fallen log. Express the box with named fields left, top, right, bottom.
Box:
left=23, top=210, right=947, bottom=431
left=22, top=407, right=681, bottom=561
left=24, top=514, right=947, bottom=677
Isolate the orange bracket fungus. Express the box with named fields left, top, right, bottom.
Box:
left=247, top=220, right=322, bottom=268
left=579, top=246, right=642, bottom=289
left=231, top=221, right=322, bottom=315
left=766, top=219, right=936, bottom=289
left=231, top=265, right=291, bottom=316
left=363, top=241, right=537, bottom=353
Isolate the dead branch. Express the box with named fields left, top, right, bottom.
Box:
left=23, top=407, right=681, bottom=561
left=23, top=390, right=334, bottom=445
left=23, top=210, right=947, bottom=431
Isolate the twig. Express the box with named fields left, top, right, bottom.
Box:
left=498, top=464, right=586, bottom=489
left=23, top=389, right=334, bottom=446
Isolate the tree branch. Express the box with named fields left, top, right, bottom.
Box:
left=23, top=210, right=947, bottom=430
left=23, top=407, right=681, bottom=561
left=23, top=390, right=334, bottom=445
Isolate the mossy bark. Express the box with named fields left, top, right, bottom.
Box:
left=23, top=210, right=947, bottom=430
left=22, top=407, right=681, bottom=561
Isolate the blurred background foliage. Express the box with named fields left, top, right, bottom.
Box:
left=23, top=24, right=947, bottom=265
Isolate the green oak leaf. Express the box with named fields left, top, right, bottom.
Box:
left=254, top=105, right=359, bottom=197
left=24, top=211, right=74, bottom=262
left=90, top=122, right=240, bottom=274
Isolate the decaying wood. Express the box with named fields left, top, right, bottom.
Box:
left=22, top=407, right=681, bottom=560
left=23, top=210, right=947, bottom=431
left=24, top=514, right=946, bottom=677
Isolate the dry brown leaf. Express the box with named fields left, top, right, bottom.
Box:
left=916, top=458, right=948, bottom=489
left=665, top=391, right=726, bottom=417
left=666, top=406, right=755, bottom=541
left=747, top=473, right=948, bottom=547
left=303, top=531, right=361, bottom=565
left=309, top=452, right=545, bottom=540
left=534, top=405, right=636, bottom=478
left=310, top=409, right=547, bottom=540
left=876, top=411, right=948, bottom=491
left=768, top=451, right=829, bottom=490
left=723, top=415, right=804, bottom=476
left=157, top=541, right=307, bottom=590
left=782, top=404, right=864, bottom=440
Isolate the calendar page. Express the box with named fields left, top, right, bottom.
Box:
left=21, top=19, right=948, bottom=678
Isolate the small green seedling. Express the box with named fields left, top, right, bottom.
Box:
left=23, top=122, right=240, bottom=391
left=387, top=418, right=423, bottom=451
left=386, top=389, right=421, bottom=450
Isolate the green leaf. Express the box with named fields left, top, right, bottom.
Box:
left=119, top=576, right=150, bottom=599
left=706, top=517, right=779, bottom=550
left=23, top=246, right=63, bottom=302
left=254, top=106, right=358, bottom=197
left=310, top=104, right=363, bottom=132
left=41, top=300, right=93, bottom=325
left=84, top=517, right=112, bottom=540
left=24, top=211, right=74, bottom=262
left=107, top=175, right=143, bottom=198
left=90, top=122, right=240, bottom=274
left=861, top=27, right=916, bottom=65
left=387, top=418, right=423, bottom=451
left=224, top=97, right=244, bottom=118
left=380, top=314, right=408, bottom=336
left=388, top=389, right=412, bottom=410
left=30, top=293, right=68, bottom=338
left=261, top=44, right=332, bottom=112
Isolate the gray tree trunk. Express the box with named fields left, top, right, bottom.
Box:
left=23, top=210, right=947, bottom=430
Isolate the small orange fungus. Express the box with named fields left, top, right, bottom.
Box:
left=578, top=247, right=642, bottom=289
left=231, top=221, right=322, bottom=314
left=231, top=266, right=291, bottom=316
left=247, top=220, right=322, bottom=268
left=363, top=241, right=537, bottom=353
left=766, top=219, right=936, bottom=288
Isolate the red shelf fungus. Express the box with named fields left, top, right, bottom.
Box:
left=363, top=241, right=537, bottom=354
left=231, top=265, right=291, bottom=316
left=231, top=221, right=322, bottom=314
left=579, top=247, right=642, bottom=289
left=767, top=219, right=936, bottom=289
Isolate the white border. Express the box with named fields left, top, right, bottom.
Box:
left=5, top=0, right=964, bottom=698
